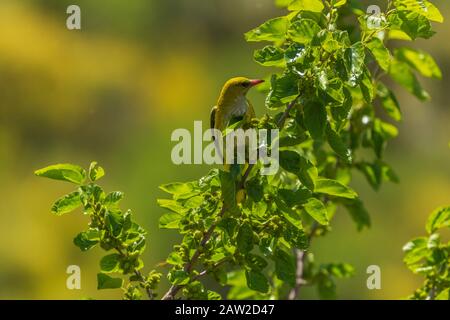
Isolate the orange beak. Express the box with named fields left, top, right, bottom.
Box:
left=249, top=79, right=265, bottom=87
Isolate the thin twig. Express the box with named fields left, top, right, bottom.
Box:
left=116, top=247, right=154, bottom=299
left=277, top=96, right=300, bottom=128
left=192, top=259, right=228, bottom=282
left=134, top=270, right=154, bottom=300
left=162, top=205, right=227, bottom=300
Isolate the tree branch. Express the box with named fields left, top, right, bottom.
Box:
left=288, top=222, right=319, bottom=300
left=288, top=249, right=306, bottom=300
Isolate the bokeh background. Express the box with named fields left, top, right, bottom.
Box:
left=0, top=0, right=448, bottom=299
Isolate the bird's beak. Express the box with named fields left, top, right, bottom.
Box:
left=249, top=79, right=265, bottom=87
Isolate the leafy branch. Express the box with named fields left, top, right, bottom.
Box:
left=35, top=162, right=161, bottom=299
left=404, top=206, right=450, bottom=300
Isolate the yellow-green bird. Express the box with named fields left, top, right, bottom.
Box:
left=210, top=77, right=264, bottom=203
left=210, top=77, right=264, bottom=177
left=210, top=77, right=264, bottom=133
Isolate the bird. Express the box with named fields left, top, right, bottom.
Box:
left=210, top=78, right=264, bottom=205
left=210, top=77, right=264, bottom=171
left=210, top=77, right=264, bottom=133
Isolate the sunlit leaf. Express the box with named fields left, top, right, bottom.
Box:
left=314, top=178, right=357, bottom=199
left=394, top=0, right=443, bottom=23
left=245, top=17, right=288, bottom=42
left=51, top=191, right=81, bottom=215
left=254, top=46, right=286, bottom=67
left=35, top=164, right=86, bottom=185
left=395, top=47, right=442, bottom=79
left=288, top=0, right=324, bottom=12
left=303, top=198, right=329, bottom=225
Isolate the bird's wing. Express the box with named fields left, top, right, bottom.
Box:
left=245, top=99, right=256, bottom=122
left=210, top=106, right=218, bottom=129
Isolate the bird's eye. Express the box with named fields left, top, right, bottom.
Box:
left=241, top=82, right=250, bottom=88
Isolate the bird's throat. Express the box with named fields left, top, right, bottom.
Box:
left=229, top=95, right=248, bottom=118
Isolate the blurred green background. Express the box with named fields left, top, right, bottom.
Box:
left=0, top=0, right=448, bottom=299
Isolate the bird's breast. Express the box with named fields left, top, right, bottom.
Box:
left=229, top=96, right=248, bottom=118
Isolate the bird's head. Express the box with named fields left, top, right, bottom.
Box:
left=218, top=77, right=264, bottom=104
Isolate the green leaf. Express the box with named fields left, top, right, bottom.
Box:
left=159, top=212, right=183, bottom=229
left=358, top=160, right=398, bottom=189
left=279, top=187, right=312, bottom=207
left=317, top=31, right=345, bottom=54
left=331, top=0, right=347, bottom=7
left=51, top=191, right=81, bottom=215
left=343, top=199, right=371, bottom=231
left=304, top=100, right=327, bottom=140
left=266, top=73, right=299, bottom=109
left=104, top=191, right=124, bottom=208
left=79, top=184, right=104, bottom=204
left=219, top=170, right=237, bottom=212
left=374, top=119, right=398, bottom=140
left=245, top=270, right=270, bottom=293
left=357, top=162, right=382, bottom=190
left=394, top=0, right=443, bottom=23
left=35, top=164, right=86, bottom=185
left=159, top=182, right=195, bottom=195
left=372, top=119, right=398, bottom=158
left=254, top=46, right=286, bottom=67
left=279, top=150, right=302, bottom=173
left=435, top=288, right=450, bottom=300
left=279, top=151, right=318, bottom=190
left=73, top=229, right=100, bottom=251
left=345, top=42, right=365, bottom=87
left=245, top=176, right=264, bottom=202
left=284, top=43, right=308, bottom=67
left=245, top=17, right=288, bottom=42
left=167, top=252, right=184, bottom=266
left=288, top=19, right=321, bottom=44
left=426, top=206, right=450, bottom=233
left=275, top=0, right=292, bottom=8
left=156, top=199, right=187, bottom=214
left=97, top=273, right=123, bottom=290
left=284, top=224, right=309, bottom=249
left=389, top=59, right=429, bottom=101
left=330, top=88, right=352, bottom=131
left=427, top=233, right=440, bottom=249
left=303, top=198, right=329, bottom=225
left=105, top=210, right=124, bottom=237
left=366, top=38, right=392, bottom=71
left=395, top=47, right=442, bottom=79
left=325, top=78, right=345, bottom=104
left=377, top=83, right=402, bottom=122
left=360, top=68, right=374, bottom=103
left=168, top=270, right=190, bottom=285
left=88, top=162, right=105, bottom=182
left=288, top=0, right=324, bottom=12
left=324, top=263, right=355, bottom=278
left=100, top=254, right=121, bottom=273
left=246, top=254, right=268, bottom=271
left=402, top=237, right=428, bottom=266
left=207, top=290, right=222, bottom=300
left=314, top=178, right=357, bottom=199
left=389, top=11, right=435, bottom=40
left=326, top=126, right=352, bottom=164
left=236, top=223, right=254, bottom=254
left=273, top=249, right=296, bottom=286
